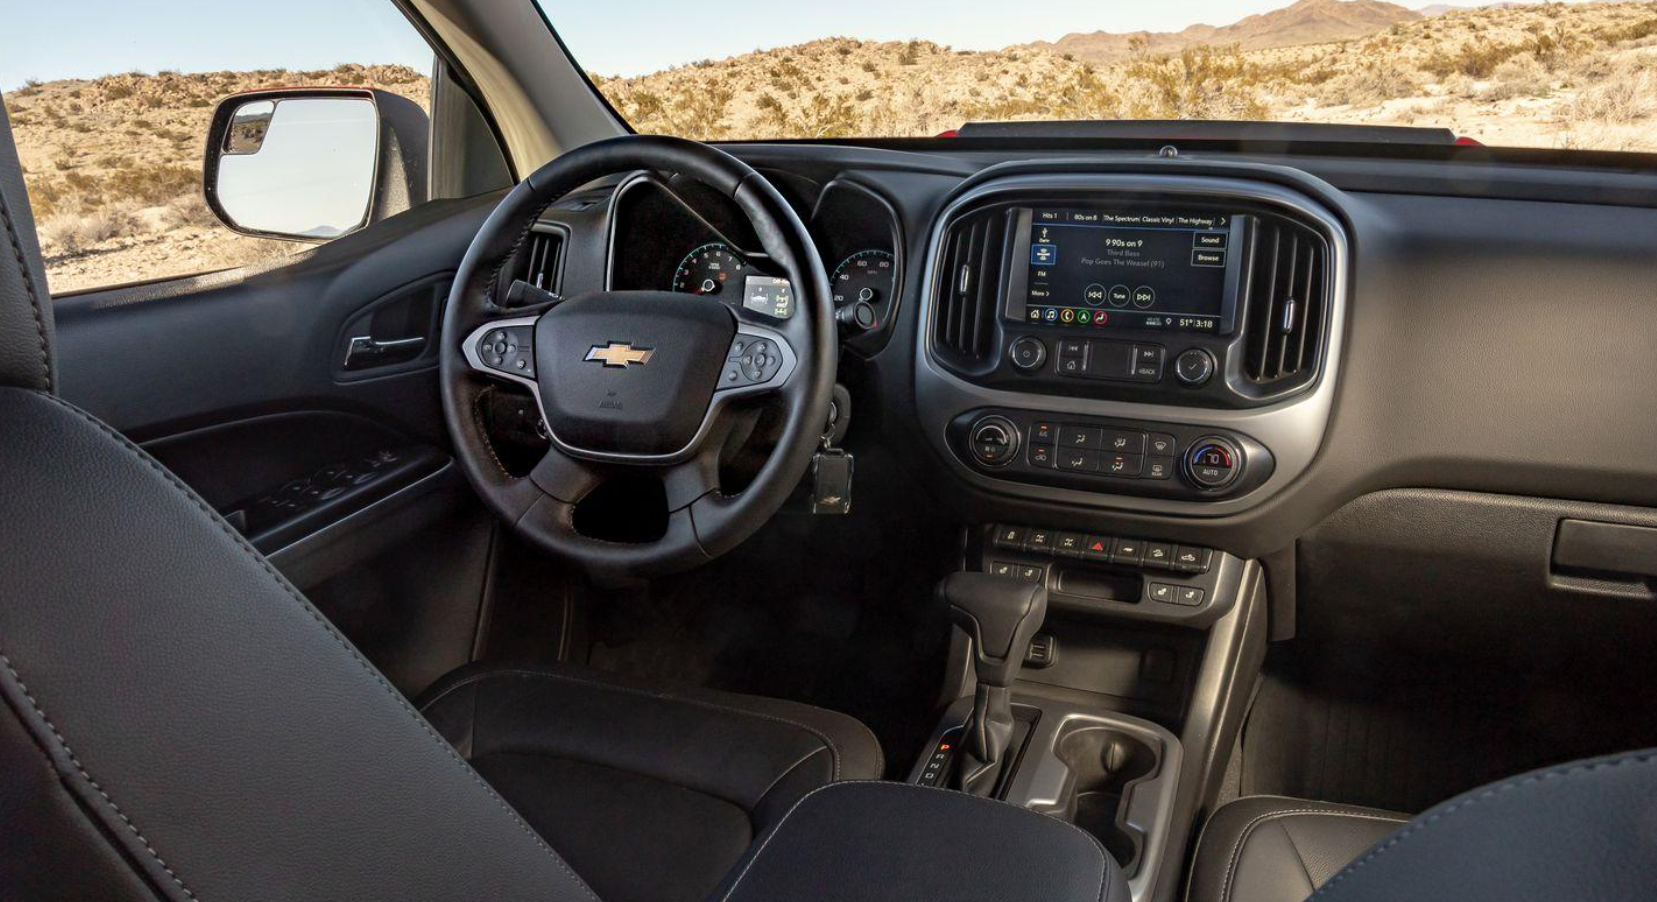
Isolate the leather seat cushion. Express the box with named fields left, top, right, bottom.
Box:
left=1187, top=797, right=1409, bottom=902
left=418, top=662, right=884, bottom=902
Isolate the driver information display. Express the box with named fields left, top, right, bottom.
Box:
left=1025, top=209, right=1235, bottom=332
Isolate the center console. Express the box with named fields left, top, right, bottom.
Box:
left=915, top=171, right=1346, bottom=515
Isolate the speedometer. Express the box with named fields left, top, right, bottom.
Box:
left=830, top=249, right=896, bottom=307
left=672, top=242, right=752, bottom=296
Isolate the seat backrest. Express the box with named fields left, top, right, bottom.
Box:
left=0, top=97, right=597, bottom=902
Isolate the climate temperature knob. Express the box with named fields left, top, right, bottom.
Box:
left=968, top=416, right=1020, bottom=468
left=1183, top=436, right=1243, bottom=490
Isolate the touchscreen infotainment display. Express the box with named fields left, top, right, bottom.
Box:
left=1017, top=208, right=1241, bottom=333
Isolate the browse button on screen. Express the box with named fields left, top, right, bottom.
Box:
left=1191, top=249, right=1227, bottom=267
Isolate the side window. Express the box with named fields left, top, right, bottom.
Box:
left=0, top=2, right=452, bottom=295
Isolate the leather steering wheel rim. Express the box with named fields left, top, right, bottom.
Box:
left=439, top=135, right=836, bottom=579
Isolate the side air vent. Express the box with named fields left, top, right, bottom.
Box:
left=933, top=209, right=1008, bottom=367
left=521, top=227, right=565, bottom=293
left=1241, top=216, right=1328, bottom=388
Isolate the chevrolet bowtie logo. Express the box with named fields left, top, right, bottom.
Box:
left=584, top=342, right=654, bottom=368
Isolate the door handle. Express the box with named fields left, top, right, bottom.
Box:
left=343, top=334, right=426, bottom=370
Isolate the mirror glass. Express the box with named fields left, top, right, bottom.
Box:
left=214, top=97, right=378, bottom=239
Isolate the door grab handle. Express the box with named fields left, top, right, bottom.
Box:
left=343, top=335, right=426, bottom=369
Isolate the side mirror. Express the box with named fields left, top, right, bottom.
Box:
left=203, top=88, right=428, bottom=242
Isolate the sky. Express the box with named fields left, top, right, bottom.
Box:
left=0, top=0, right=432, bottom=90
left=1, top=0, right=1586, bottom=89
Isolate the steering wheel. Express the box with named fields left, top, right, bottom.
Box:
left=440, top=136, right=837, bottom=578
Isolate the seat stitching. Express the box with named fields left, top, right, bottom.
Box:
left=1218, top=809, right=1408, bottom=902
left=1311, top=751, right=1657, bottom=899
left=420, top=667, right=849, bottom=780
left=1, top=650, right=199, bottom=901
left=0, top=184, right=52, bottom=391
left=29, top=391, right=602, bottom=902
left=716, top=781, right=1111, bottom=902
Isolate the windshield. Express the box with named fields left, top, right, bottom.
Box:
left=539, top=0, right=1657, bottom=151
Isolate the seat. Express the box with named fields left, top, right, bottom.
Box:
left=0, top=95, right=876, bottom=902
left=1185, top=797, right=1409, bottom=902
left=418, top=663, right=881, bottom=902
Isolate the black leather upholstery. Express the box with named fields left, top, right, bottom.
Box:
left=1190, top=748, right=1657, bottom=902
left=711, top=781, right=1130, bottom=902
left=1186, top=797, right=1408, bottom=902
left=419, top=663, right=883, bottom=902
left=0, top=99, right=54, bottom=391
left=0, top=94, right=871, bottom=902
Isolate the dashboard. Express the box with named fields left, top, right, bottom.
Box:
left=606, top=172, right=903, bottom=353
left=527, top=141, right=1657, bottom=563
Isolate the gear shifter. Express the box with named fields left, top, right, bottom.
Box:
left=939, top=572, right=1048, bottom=795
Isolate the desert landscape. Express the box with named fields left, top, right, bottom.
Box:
left=7, top=1, right=1657, bottom=294
left=5, top=64, right=428, bottom=293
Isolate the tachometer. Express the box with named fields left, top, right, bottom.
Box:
left=672, top=242, right=752, bottom=296
left=830, top=249, right=896, bottom=307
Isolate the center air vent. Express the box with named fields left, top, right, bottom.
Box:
left=1240, top=216, right=1328, bottom=390
left=933, top=208, right=1008, bottom=369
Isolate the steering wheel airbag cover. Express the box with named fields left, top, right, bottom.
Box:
left=537, top=291, right=735, bottom=457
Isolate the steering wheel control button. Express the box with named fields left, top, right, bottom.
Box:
left=1175, top=348, right=1216, bottom=387
left=721, top=333, right=787, bottom=389
left=968, top=417, right=1019, bottom=467
left=1185, top=437, right=1242, bottom=490
left=1009, top=336, right=1047, bottom=372
left=476, top=326, right=535, bottom=377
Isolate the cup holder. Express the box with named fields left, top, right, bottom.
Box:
left=1049, top=724, right=1160, bottom=873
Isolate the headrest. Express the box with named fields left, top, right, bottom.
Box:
left=0, top=98, right=56, bottom=392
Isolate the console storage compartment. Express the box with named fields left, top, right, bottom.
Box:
left=715, top=781, right=1126, bottom=902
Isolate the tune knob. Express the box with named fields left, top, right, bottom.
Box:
left=968, top=416, right=1020, bottom=468
left=1183, top=436, right=1242, bottom=490
left=1175, top=348, right=1215, bottom=387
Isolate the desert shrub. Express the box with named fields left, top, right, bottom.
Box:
left=1121, top=45, right=1267, bottom=120
left=1559, top=60, right=1657, bottom=123
left=1320, top=66, right=1424, bottom=107
left=795, top=93, right=860, bottom=138
left=38, top=205, right=137, bottom=255
left=105, top=83, right=135, bottom=100
left=1481, top=54, right=1550, bottom=101
left=105, top=164, right=198, bottom=206
left=158, top=193, right=221, bottom=229
left=898, top=41, right=922, bottom=66
left=1424, top=40, right=1525, bottom=79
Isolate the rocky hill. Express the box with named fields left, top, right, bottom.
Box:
left=1023, top=0, right=1423, bottom=64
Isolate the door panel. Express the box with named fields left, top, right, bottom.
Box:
left=49, top=192, right=507, bottom=695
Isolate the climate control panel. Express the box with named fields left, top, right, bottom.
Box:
left=950, top=408, right=1273, bottom=501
